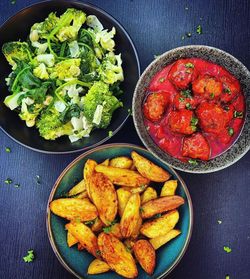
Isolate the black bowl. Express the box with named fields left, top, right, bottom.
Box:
left=0, top=0, right=140, bottom=154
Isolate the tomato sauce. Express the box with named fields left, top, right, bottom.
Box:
left=143, top=58, right=245, bottom=162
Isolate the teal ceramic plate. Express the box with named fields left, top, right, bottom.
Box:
left=47, top=143, right=193, bottom=278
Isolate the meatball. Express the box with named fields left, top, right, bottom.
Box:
left=168, top=60, right=198, bottom=89
left=192, top=75, right=223, bottom=100
left=182, top=133, right=210, bottom=160
left=220, top=76, right=240, bottom=103
left=143, top=92, right=168, bottom=122
left=196, top=102, right=233, bottom=135
left=173, top=90, right=198, bottom=110
left=168, top=109, right=197, bottom=135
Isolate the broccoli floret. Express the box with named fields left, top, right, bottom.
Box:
left=83, top=81, right=122, bottom=128
left=56, top=9, right=86, bottom=42
left=36, top=106, right=72, bottom=140
left=51, top=58, right=81, bottom=80
left=19, top=100, right=43, bottom=127
left=2, top=42, right=32, bottom=67
left=98, top=52, right=124, bottom=84
left=33, top=63, right=49, bottom=80
left=95, top=27, right=116, bottom=52
left=36, top=54, right=55, bottom=67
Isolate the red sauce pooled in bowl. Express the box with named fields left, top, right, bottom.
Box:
left=143, top=58, right=245, bottom=162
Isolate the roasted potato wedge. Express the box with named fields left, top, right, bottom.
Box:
left=141, top=196, right=184, bottom=219
left=133, top=240, right=156, bottom=275
left=140, top=210, right=179, bottom=238
left=68, top=179, right=86, bottom=196
left=141, top=187, right=157, bottom=204
left=50, top=198, right=98, bottom=222
left=91, top=217, right=104, bottom=232
left=89, top=173, right=117, bottom=225
left=66, top=222, right=99, bottom=258
left=149, top=229, right=181, bottom=249
left=95, top=165, right=150, bottom=187
left=122, top=185, right=147, bottom=194
left=88, top=259, right=110, bottom=274
left=67, top=231, right=78, bottom=247
left=98, top=233, right=138, bottom=278
left=100, top=159, right=110, bottom=166
left=110, top=157, right=133, bottom=169
left=104, top=223, right=123, bottom=239
left=120, top=193, right=141, bottom=238
left=131, top=151, right=170, bottom=182
left=131, top=215, right=142, bottom=239
left=117, top=188, right=132, bottom=217
left=161, top=180, right=178, bottom=196
left=84, top=159, right=97, bottom=200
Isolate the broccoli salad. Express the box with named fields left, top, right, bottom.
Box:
left=2, top=8, right=124, bottom=142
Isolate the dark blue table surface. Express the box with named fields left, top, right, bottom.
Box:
left=0, top=0, right=249, bottom=278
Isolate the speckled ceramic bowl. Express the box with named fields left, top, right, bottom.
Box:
left=47, top=143, right=193, bottom=279
left=133, top=45, right=250, bottom=173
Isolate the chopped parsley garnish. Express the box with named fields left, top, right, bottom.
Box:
left=5, top=147, right=11, bottom=153
left=11, top=0, right=16, bottom=4
left=103, top=226, right=112, bottom=233
left=233, top=111, right=243, bottom=118
left=84, top=219, right=96, bottom=226
left=181, top=89, right=192, bottom=98
left=185, top=7, right=189, bottom=10
left=139, top=207, right=144, bottom=213
left=179, top=97, right=185, bottom=102
left=210, top=93, right=215, bottom=99
left=154, top=54, right=160, bottom=59
left=140, top=184, right=147, bottom=191
left=186, top=103, right=192, bottom=110
left=223, top=246, right=232, bottom=253
left=127, top=108, right=132, bottom=115
left=228, top=127, right=234, bottom=136
left=225, top=275, right=230, bottom=279
left=4, top=178, right=12, bottom=184
left=191, top=117, right=198, bottom=126
left=159, top=77, right=165, bottom=83
left=188, top=159, right=198, bottom=166
left=181, top=35, right=185, bottom=40
left=125, top=246, right=132, bottom=253
left=14, top=183, right=20, bottom=188
left=217, top=220, right=222, bottom=224
left=23, top=250, right=35, bottom=263
left=223, top=106, right=230, bottom=111
left=108, top=130, right=113, bottom=137
left=196, top=25, right=202, bottom=34
left=96, top=250, right=102, bottom=256
left=153, top=213, right=162, bottom=219
left=186, top=32, right=192, bottom=38
left=185, top=63, right=194, bottom=68
left=35, top=175, right=41, bottom=185
left=224, top=88, right=231, bottom=94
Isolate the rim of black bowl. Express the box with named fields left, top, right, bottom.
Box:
left=0, top=0, right=141, bottom=154
left=133, top=45, right=250, bottom=173
left=46, top=143, right=193, bottom=279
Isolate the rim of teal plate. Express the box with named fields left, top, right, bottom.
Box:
left=46, top=143, right=194, bottom=279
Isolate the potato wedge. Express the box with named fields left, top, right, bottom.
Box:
left=50, top=198, right=98, bottom=222
left=140, top=210, right=179, bottom=238
left=122, top=185, right=147, bottom=194
left=98, top=233, right=138, bottom=278
left=149, top=229, right=181, bottom=249
left=141, top=196, right=184, bottom=219
left=117, top=188, right=132, bottom=217
left=161, top=180, right=178, bottom=196
left=91, top=217, right=105, bottom=232
left=88, top=259, right=110, bottom=274
left=110, top=157, right=133, bottom=169
left=133, top=240, right=156, bottom=275
left=131, top=215, right=142, bottom=239
left=67, top=231, right=78, bottom=247
left=141, top=187, right=157, bottom=204
left=66, top=222, right=99, bottom=258
left=131, top=151, right=171, bottom=182
left=120, top=193, right=141, bottom=238
left=103, top=223, right=123, bottom=239
left=100, top=159, right=110, bottom=166
left=68, top=179, right=86, bottom=196
left=95, top=165, right=150, bottom=187
left=89, top=173, right=117, bottom=225
left=84, top=159, right=97, bottom=200
left=124, top=239, right=136, bottom=250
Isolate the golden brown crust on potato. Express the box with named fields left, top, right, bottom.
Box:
left=88, top=259, right=110, bottom=274
left=66, top=222, right=99, bottom=258
left=95, top=165, right=150, bottom=187
left=68, top=179, right=86, bottom=196
left=67, top=231, right=78, bottom=247
left=120, top=193, right=141, bottom=238
left=110, top=157, right=133, bottom=169
left=141, top=187, right=157, bottom=204
left=161, top=180, right=178, bottom=196
left=50, top=198, right=98, bottom=222
left=149, top=229, right=181, bottom=249
left=84, top=159, right=98, bottom=200
left=89, top=173, right=118, bottom=225
left=117, top=188, right=132, bottom=217
left=91, top=217, right=105, bottom=232
left=133, top=240, right=156, bottom=275
left=131, top=151, right=171, bottom=182
left=141, top=196, right=184, bottom=219
left=140, top=210, right=179, bottom=238
left=98, top=233, right=138, bottom=278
